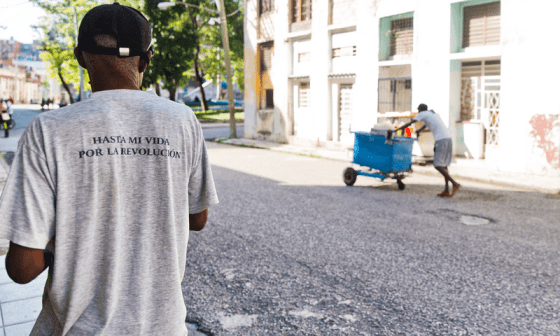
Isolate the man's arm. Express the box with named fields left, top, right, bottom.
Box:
left=5, top=242, right=49, bottom=284
left=395, top=121, right=414, bottom=132
left=189, top=208, right=208, bottom=231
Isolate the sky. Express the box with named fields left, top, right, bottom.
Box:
left=0, top=0, right=46, bottom=44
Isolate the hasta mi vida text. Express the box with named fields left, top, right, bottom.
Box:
left=78, top=136, right=181, bottom=159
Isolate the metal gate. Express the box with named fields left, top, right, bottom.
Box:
left=338, top=84, right=353, bottom=142
left=461, top=76, right=501, bottom=147
left=378, top=78, right=412, bottom=113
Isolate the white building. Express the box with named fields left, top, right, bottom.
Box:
left=244, top=0, right=560, bottom=176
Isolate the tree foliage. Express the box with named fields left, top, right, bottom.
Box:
left=32, top=0, right=144, bottom=101
left=198, top=0, right=244, bottom=91
left=142, top=1, right=197, bottom=101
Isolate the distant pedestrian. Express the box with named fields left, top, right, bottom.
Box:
left=0, top=3, right=218, bottom=335
left=1, top=99, right=9, bottom=138
left=41, top=98, right=45, bottom=111
left=6, top=97, right=13, bottom=116
left=395, top=104, right=461, bottom=197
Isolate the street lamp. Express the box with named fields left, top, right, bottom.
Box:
left=158, top=1, right=239, bottom=138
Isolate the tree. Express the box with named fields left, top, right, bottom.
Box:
left=142, top=1, right=197, bottom=101
left=32, top=0, right=144, bottom=102
left=200, top=0, right=244, bottom=91
left=181, top=0, right=244, bottom=111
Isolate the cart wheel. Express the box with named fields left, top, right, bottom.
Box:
left=343, top=167, right=357, bottom=186
left=397, top=180, right=405, bottom=190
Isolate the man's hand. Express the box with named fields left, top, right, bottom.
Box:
left=189, top=209, right=208, bottom=231
left=6, top=242, right=48, bottom=284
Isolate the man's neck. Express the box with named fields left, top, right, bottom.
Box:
left=89, top=73, right=140, bottom=92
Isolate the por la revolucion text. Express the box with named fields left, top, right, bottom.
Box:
left=79, top=147, right=181, bottom=159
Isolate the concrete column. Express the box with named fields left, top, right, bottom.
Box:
left=309, top=0, right=330, bottom=141
left=273, top=0, right=290, bottom=143
left=353, top=0, right=380, bottom=131
left=243, top=0, right=258, bottom=139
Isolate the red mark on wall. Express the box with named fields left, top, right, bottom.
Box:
left=529, top=114, right=559, bottom=169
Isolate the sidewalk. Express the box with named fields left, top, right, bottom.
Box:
left=220, top=137, right=560, bottom=194
left=0, top=254, right=46, bottom=336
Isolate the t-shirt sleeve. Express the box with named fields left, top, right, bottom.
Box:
left=0, top=130, right=56, bottom=249
left=188, top=128, right=219, bottom=214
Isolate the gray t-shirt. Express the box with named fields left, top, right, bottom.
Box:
left=413, top=110, right=451, bottom=141
left=0, top=89, right=219, bottom=335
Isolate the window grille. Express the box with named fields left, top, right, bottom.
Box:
left=463, top=1, right=500, bottom=48
left=332, top=46, right=356, bottom=58
left=378, top=78, right=412, bottom=113
left=259, top=0, right=274, bottom=15
left=260, top=44, right=273, bottom=72
left=390, top=17, right=413, bottom=56
left=299, top=82, right=310, bottom=108
left=292, top=0, right=312, bottom=23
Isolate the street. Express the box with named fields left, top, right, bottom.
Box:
left=181, top=142, right=560, bottom=335
left=2, top=106, right=559, bottom=335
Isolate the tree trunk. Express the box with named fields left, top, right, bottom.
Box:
left=194, top=45, right=209, bottom=111
left=58, top=71, right=74, bottom=104
left=168, top=86, right=177, bottom=102
left=155, top=83, right=161, bottom=96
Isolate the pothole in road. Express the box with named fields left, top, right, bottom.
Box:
left=426, top=209, right=495, bottom=226
left=460, top=215, right=491, bottom=226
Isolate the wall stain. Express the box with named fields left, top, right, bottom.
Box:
left=529, top=114, right=559, bottom=169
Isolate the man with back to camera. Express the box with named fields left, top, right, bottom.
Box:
left=0, top=3, right=219, bottom=335
left=395, top=104, right=461, bottom=197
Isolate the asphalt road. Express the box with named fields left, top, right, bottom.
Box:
left=182, top=142, right=560, bottom=335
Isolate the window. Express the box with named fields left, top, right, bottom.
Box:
left=378, top=78, right=412, bottom=113
left=261, top=45, right=273, bottom=72
left=292, top=0, right=312, bottom=23
left=463, top=1, right=500, bottom=48
left=299, top=82, right=310, bottom=108
left=259, top=0, right=273, bottom=15
left=332, top=46, right=356, bottom=58
left=259, top=42, right=274, bottom=109
left=390, top=18, right=413, bottom=56
left=265, top=89, right=274, bottom=108
left=298, top=52, right=310, bottom=62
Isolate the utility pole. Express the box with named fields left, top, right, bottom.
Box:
left=74, top=7, right=85, bottom=102
left=216, top=0, right=237, bottom=138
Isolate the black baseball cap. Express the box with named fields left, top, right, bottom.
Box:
left=78, top=3, right=153, bottom=63
left=417, top=103, right=428, bottom=111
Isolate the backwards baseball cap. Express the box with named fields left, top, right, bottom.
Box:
left=78, top=3, right=153, bottom=63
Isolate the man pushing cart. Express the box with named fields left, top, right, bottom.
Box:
left=395, top=103, right=461, bottom=197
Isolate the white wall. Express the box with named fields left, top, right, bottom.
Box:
left=499, top=0, right=560, bottom=175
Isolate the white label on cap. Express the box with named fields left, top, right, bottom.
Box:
left=119, top=48, right=130, bottom=56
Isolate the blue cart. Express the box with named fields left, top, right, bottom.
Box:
left=343, top=132, right=416, bottom=190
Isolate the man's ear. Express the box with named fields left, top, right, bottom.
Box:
left=74, top=47, right=87, bottom=69
left=138, top=56, right=150, bottom=74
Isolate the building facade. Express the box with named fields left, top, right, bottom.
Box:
left=244, top=0, right=560, bottom=176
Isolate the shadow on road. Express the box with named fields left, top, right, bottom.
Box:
left=183, top=163, right=560, bottom=335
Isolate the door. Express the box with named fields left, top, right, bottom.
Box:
left=293, top=81, right=310, bottom=136
left=460, top=60, right=501, bottom=159
left=338, top=84, right=353, bottom=143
